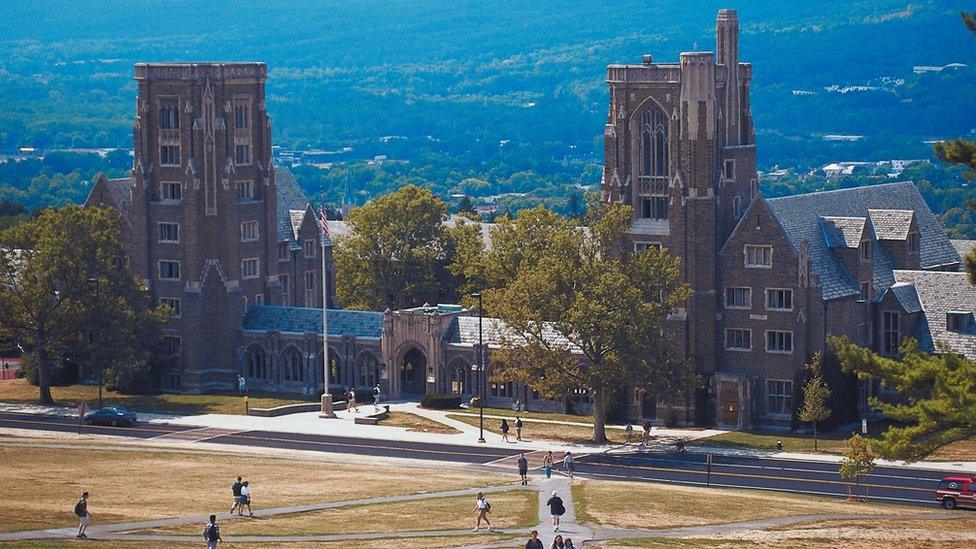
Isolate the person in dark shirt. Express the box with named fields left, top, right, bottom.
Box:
left=75, top=492, right=91, bottom=539
left=204, top=514, right=222, bottom=549
left=515, top=417, right=524, bottom=441
left=525, top=530, right=544, bottom=549
left=501, top=419, right=511, bottom=442
left=547, top=490, right=565, bottom=532
left=230, top=476, right=243, bottom=515
left=517, top=452, right=529, bottom=485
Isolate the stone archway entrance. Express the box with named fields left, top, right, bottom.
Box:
left=400, top=348, right=427, bottom=395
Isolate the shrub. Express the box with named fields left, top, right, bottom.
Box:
left=421, top=393, right=462, bottom=409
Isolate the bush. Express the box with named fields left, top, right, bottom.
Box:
left=24, top=355, right=79, bottom=386
left=421, top=393, right=462, bottom=409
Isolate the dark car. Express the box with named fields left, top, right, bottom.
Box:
left=84, top=406, right=137, bottom=427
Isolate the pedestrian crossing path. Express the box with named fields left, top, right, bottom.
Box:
left=483, top=449, right=551, bottom=469
left=151, top=426, right=245, bottom=442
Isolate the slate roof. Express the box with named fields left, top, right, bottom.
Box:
left=444, top=315, right=582, bottom=353
left=868, top=209, right=914, bottom=240
left=766, top=182, right=960, bottom=300
left=820, top=216, right=865, bottom=248
left=86, top=175, right=134, bottom=223
left=892, top=270, right=976, bottom=359
left=951, top=239, right=976, bottom=258
left=325, top=215, right=495, bottom=248
left=242, top=305, right=382, bottom=339
left=876, top=282, right=922, bottom=313
left=275, top=168, right=310, bottom=242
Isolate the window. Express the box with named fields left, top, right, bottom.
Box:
left=859, top=240, right=871, bottom=261
left=241, top=258, right=260, bottom=279
left=280, top=274, right=289, bottom=305
left=278, top=242, right=290, bottom=261
left=160, top=297, right=181, bottom=317
left=634, top=242, right=662, bottom=252
left=240, top=221, right=259, bottom=242
left=947, top=312, right=972, bottom=333
left=159, top=100, right=179, bottom=130
left=724, top=159, right=736, bottom=181
left=882, top=311, right=901, bottom=354
left=254, top=293, right=264, bottom=305
left=765, top=330, right=793, bottom=353
left=638, top=106, right=669, bottom=221
left=235, top=144, right=251, bottom=166
left=234, top=103, right=250, bottom=129
left=161, top=181, right=182, bottom=201
left=724, top=328, right=752, bottom=351
left=237, top=180, right=255, bottom=200
left=160, top=145, right=181, bottom=166
left=858, top=281, right=870, bottom=302
left=733, top=195, right=743, bottom=219
left=858, top=323, right=872, bottom=346
left=908, top=232, right=919, bottom=254
left=766, top=379, right=793, bottom=415
left=725, top=287, right=752, bottom=309
left=304, top=271, right=316, bottom=307
left=163, top=335, right=182, bottom=356
left=157, top=222, right=179, bottom=243
left=639, top=195, right=669, bottom=220
left=158, top=260, right=180, bottom=280
left=304, top=239, right=317, bottom=258
left=765, top=288, right=793, bottom=311
left=744, top=245, right=772, bottom=268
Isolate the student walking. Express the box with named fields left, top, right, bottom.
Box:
left=543, top=450, right=554, bottom=479
left=525, top=530, right=544, bottom=549
left=239, top=481, right=253, bottom=516
left=547, top=490, right=565, bottom=532
left=563, top=452, right=575, bottom=479
left=515, top=416, right=524, bottom=441
left=373, top=384, right=382, bottom=412
left=347, top=387, right=357, bottom=413
left=203, top=514, right=222, bottom=549
left=642, top=419, right=652, bottom=445
left=550, top=534, right=565, bottom=549
left=517, top=452, right=529, bottom=485
left=625, top=422, right=634, bottom=443
left=473, top=492, right=493, bottom=531
left=230, top=476, right=243, bottom=515
left=74, top=492, right=91, bottom=539
left=500, top=419, right=510, bottom=442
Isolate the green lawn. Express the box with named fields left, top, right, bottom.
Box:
left=0, top=378, right=311, bottom=415
left=453, top=405, right=608, bottom=425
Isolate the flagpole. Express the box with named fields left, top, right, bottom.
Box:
left=319, top=205, right=335, bottom=418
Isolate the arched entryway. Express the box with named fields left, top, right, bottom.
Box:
left=400, top=347, right=427, bottom=395
left=722, top=392, right=740, bottom=426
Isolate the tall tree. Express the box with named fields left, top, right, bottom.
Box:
left=334, top=184, right=481, bottom=310
left=839, top=433, right=876, bottom=501
left=830, top=335, right=976, bottom=461
left=486, top=203, right=695, bottom=443
left=798, top=352, right=832, bottom=451
left=0, top=206, right=167, bottom=404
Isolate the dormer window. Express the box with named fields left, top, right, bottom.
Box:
left=947, top=311, right=973, bottom=333
left=908, top=232, right=919, bottom=254
left=859, top=240, right=871, bottom=261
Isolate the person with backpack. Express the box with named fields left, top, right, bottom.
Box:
left=472, top=491, right=492, bottom=531
left=547, top=490, right=565, bottom=532
left=239, top=481, right=253, bottom=516
left=229, top=476, right=243, bottom=515
left=515, top=416, right=524, bottom=441
left=500, top=419, right=510, bottom=442
left=517, top=452, right=529, bottom=485
left=563, top=452, right=575, bottom=479
left=203, top=514, right=222, bottom=549
left=543, top=450, right=554, bottom=479
left=74, top=492, right=91, bottom=539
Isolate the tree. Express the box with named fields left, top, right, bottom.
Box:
left=839, top=433, right=876, bottom=501
left=0, top=206, right=168, bottom=404
left=830, top=335, right=976, bottom=461
left=798, top=352, right=832, bottom=451
left=334, top=184, right=481, bottom=310
left=485, top=203, right=695, bottom=443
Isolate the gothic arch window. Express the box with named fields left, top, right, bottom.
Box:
left=356, top=351, right=381, bottom=388
left=245, top=344, right=268, bottom=380
left=638, top=106, right=669, bottom=220
left=447, top=358, right=472, bottom=395
left=281, top=346, right=304, bottom=383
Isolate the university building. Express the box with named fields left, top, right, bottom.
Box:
left=87, top=10, right=976, bottom=428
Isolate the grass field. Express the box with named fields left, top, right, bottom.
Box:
left=0, top=378, right=310, bottom=415
left=0, top=442, right=511, bottom=533
left=447, top=413, right=629, bottom=445
left=151, top=489, right=538, bottom=536
left=381, top=412, right=462, bottom=434
left=0, top=536, right=522, bottom=548
left=572, top=479, right=902, bottom=531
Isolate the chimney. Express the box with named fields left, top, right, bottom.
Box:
left=642, top=54, right=653, bottom=65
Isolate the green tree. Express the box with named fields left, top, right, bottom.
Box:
left=830, top=335, right=976, bottom=461
left=0, top=206, right=168, bottom=404
left=839, top=433, right=876, bottom=501
left=798, top=352, right=832, bottom=451
left=485, top=203, right=695, bottom=443
left=334, top=184, right=480, bottom=310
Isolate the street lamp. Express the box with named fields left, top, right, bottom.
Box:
left=87, top=277, right=103, bottom=409
left=470, top=291, right=485, bottom=443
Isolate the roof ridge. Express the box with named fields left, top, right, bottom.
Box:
left=767, top=180, right=913, bottom=202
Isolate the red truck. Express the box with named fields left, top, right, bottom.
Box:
left=935, top=476, right=976, bottom=509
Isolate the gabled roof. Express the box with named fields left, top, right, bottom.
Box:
left=892, top=270, right=976, bottom=360
left=868, top=209, right=914, bottom=240
left=820, top=216, right=865, bottom=248
left=443, top=315, right=582, bottom=353
left=275, top=168, right=310, bottom=242
left=951, top=239, right=976, bottom=258
left=86, top=174, right=133, bottom=223
left=766, top=182, right=959, bottom=300
left=242, top=305, right=382, bottom=339
left=876, top=281, right=922, bottom=313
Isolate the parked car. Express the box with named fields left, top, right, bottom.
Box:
left=935, top=476, right=976, bottom=509
left=84, top=406, right=137, bottom=427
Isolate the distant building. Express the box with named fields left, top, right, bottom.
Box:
left=913, top=63, right=967, bottom=74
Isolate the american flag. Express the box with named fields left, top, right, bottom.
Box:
left=318, top=206, right=330, bottom=239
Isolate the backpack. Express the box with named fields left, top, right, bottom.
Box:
left=484, top=499, right=491, bottom=512
left=74, top=500, right=85, bottom=517
left=204, top=523, right=220, bottom=542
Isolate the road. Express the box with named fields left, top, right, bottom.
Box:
left=0, top=411, right=948, bottom=507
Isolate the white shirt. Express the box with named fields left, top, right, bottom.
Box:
left=476, top=498, right=487, bottom=510
left=241, top=485, right=251, bottom=497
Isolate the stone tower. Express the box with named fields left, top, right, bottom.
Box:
left=601, top=9, right=757, bottom=419
left=129, top=63, right=281, bottom=392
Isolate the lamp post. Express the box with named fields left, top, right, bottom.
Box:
left=87, top=277, right=103, bottom=409
left=470, top=291, right=485, bottom=443
left=318, top=206, right=335, bottom=418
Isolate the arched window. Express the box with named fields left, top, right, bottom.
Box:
left=281, top=347, right=303, bottom=383
left=357, top=351, right=380, bottom=388
left=447, top=358, right=471, bottom=395
left=638, top=106, right=670, bottom=220
left=245, top=345, right=268, bottom=380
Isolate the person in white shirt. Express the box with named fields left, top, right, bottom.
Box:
left=472, top=492, right=492, bottom=531
left=239, top=481, right=253, bottom=516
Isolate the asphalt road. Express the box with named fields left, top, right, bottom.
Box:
left=0, top=411, right=950, bottom=508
